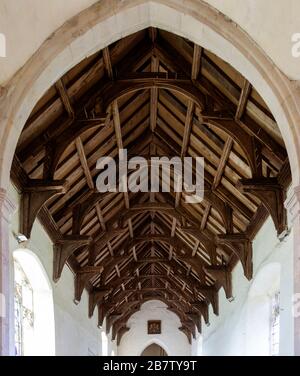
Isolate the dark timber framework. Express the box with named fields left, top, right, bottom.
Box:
left=11, top=28, right=290, bottom=344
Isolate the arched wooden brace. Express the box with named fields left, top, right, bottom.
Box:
left=97, top=301, right=111, bottom=328
left=217, top=233, right=253, bottom=280
left=121, top=198, right=231, bottom=236
left=187, top=312, right=202, bottom=333
left=118, top=202, right=183, bottom=228
left=182, top=320, right=196, bottom=339
left=106, top=313, right=122, bottom=334
left=192, top=302, right=209, bottom=325
left=89, top=289, right=112, bottom=318
left=101, top=75, right=206, bottom=112
left=101, top=255, right=131, bottom=283
left=112, top=305, right=140, bottom=340
left=237, top=177, right=287, bottom=237
left=117, top=326, right=130, bottom=346
left=198, top=286, right=219, bottom=316
left=206, top=119, right=260, bottom=178
left=204, top=265, right=233, bottom=300
left=20, top=179, right=67, bottom=238
left=53, top=235, right=92, bottom=282
left=204, top=192, right=233, bottom=234
left=74, top=267, right=104, bottom=303
left=100, top=75, right=261, bottom=178
left=72, top=192, right=113, bottom=234
left=43, top=116, right=107, bottom=179
left=181, top=227, right=217, bottom=264
left=179, top=326, right=192, bottom=344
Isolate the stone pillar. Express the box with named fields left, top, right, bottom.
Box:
left=0, top=188, right=16, bottom=355
left=285, top=186, right=300, bottom=356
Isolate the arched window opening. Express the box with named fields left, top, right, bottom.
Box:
left=13, top=249, right=55, bottom=356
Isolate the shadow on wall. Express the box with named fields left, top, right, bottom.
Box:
left=246, top=263, right=281, bottom=356
left=13, top=248, right=56, bottom=356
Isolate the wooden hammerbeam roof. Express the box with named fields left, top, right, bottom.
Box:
left=11, top=28, right=291, bottom=344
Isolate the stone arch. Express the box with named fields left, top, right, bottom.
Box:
left=0, top=0, right=299, bottom=191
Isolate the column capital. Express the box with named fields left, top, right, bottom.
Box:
left=285, top=185, right=300, bottom=223
left=0, top=188, right=16, bottom=222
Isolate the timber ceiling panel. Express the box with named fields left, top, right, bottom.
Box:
left=11, top=28, right=291, bottom=344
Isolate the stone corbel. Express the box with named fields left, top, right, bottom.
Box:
left=204, top=265, right=233, bottom=300
left=237, top=177, right=287, bottom=237
left=20, top=179, right=67, bottom=238
left=217, top=233, right=253, bottom=280
left=53, top=235, right=91, bottom=282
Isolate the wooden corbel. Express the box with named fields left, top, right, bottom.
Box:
left=191, top=301, right=209, bottom=325
left=20, top=179, right=67, bottom=238
left=237, top=177, right=287, bottom=237
left=106, top=314, right=122, bottom=334
left=204, top=265, right=233, bottom=300
left=117, top=326, right=130, bottom=346
left=74, top=267, right=104, bottom=304
left=89, top=289, right=112, bottom=318
left=198, top=286, right=219, bottom=315
left=217, top=233, right=253, bottom=280
left=179, top=326, right=192, bottom=344
left=187, top=312, right=202, bottom=333
left=97, top=302, right=111, bottom=327
left=53, top=235, right=91, bottom=282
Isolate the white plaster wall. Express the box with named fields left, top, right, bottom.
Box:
left=118, top=300, right=191, bottom=356
left=8, top=183, right=102, bottom=356
left=0, top=0, right=299, bottom=85
left=202, top=216, right=294, bottom=356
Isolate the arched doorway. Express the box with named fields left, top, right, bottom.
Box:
left=141, top=343, right=168, bottom=356
left=0, top=0, right=300, bottom=355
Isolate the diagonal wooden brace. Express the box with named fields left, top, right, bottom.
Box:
left=53, top=235, right=91, bottom=282
left=20, top=179, right=67, bottom=238
left=187, top=312, right=202, bottom=333
left=88, top=289, right=113, bottom=318
left=192, top=301, right=209, bottom=325
left=74, top=268, right=104, bottom=304
left=204, top=265, right=233, bottom=300
left=72, top=192, right=111, bottom=234
left=217, top=233, right=253, bottom=280
left=237, top=177, right=287, bottom=237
